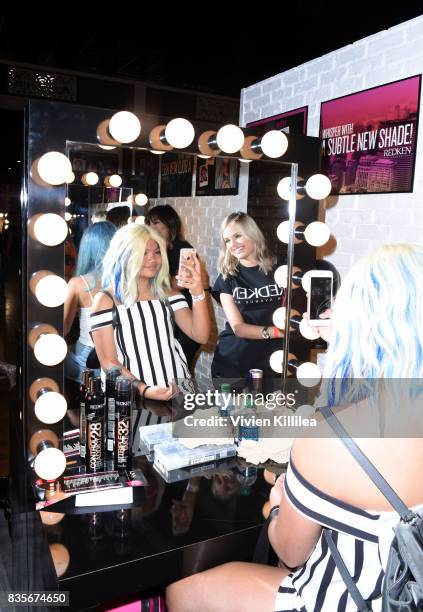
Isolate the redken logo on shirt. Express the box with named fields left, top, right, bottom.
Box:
left=233, top=284, right=283, bottom=303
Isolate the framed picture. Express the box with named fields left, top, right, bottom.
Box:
left=246, top=106, right=308, bottom=135
left=319, top=75, right=421, bottom=195
left=195, top=156, right=239, bottom=196
left=160, top=152, right=193, bottom=198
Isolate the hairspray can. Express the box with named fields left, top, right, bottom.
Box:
left=79, top=368, right=94, bottom=461
left=86, top=376, right=105, bottom=473
left=105, top=367, right=122, bottom=467
left=114, top=377, right=132, bottom=470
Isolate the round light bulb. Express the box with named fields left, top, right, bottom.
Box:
left=134, top=193, right=148, bottom=206
left=35, top=391, right=67, bottom=424
left=164, top=118, right=195, bottom=149
left=135, top=216, right=145, bottom=224
left=106, top=174, right=122, bottom=188
left=37, top=152, right=72, bottom=186
left=296, top=362, right=322, bottom=387
left=34, top=334, right=67, bottom=366
left=33, top=214, right=68, bottom=246
left=198, top=154, right=211, bottom=159
left=276, top=221, right=290, bottom=243
left=216, top=125, right=244, bottom=154
left=299, top=317, right=320, bottom=340
left=274, top=265, right=288, bottom=288
left=64, top=212, right=72, bottom=222
left=272, top=307, right=286, bottom=330
left=296, top=404, right=316, bottom=417
left=269, top=350, right=284, bottom=374
left=108, top=111, right=141, bottom=144
left=301, top=270, right=312, bottom=293
left=150, top=149, right=166, bottom=155
left=260, top=130, right=288, bottom=158
left=64, top=197, right=71, bottom=207
left=65, top=171, right=75, bottom=184
left=34, top=447, right=66, bottom=480
left=98, top=144, right=116, bottom=150
left=35, top=274, right=68, bottom=307
left=277, top=177, right=293, bottom=200
left=83, top=172, right=99, bottom=186
left=305, top=174, right=332, bottom=199
left=304, top=222, right=330, bottom=247
left=238, top=158, right=253, bottom=163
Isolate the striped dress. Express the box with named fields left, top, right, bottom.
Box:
left=275, top=459, right=423, bottom=612
left=90, top=293, right=190, bottom=386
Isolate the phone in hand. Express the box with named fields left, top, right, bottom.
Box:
left=307, top=270, right=333, bottom=326
left=177, top=248, right=196, bottom=287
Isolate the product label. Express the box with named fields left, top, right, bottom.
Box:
left=107, top=398, right=115, bottom=437
left=116, top=416, right=130, bottom=466
left=80, top=401, right=86, bottom=458
left=88, top=421, right=103, bottom=471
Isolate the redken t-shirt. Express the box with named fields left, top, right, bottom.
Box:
left=211, top=263, right=285, bottom=380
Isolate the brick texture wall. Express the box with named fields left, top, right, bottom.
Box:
left=240, top=15, right=423, bottom=278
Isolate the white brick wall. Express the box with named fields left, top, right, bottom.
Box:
left=240, top=16, right=423, bottom=278
left=149, top=164, right=249, bottom=385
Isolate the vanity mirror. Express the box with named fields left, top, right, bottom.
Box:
left=22, top=99, right=327, bottom=500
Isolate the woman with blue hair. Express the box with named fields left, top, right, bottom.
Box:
left=90, top=223, right=210, bottom=401
left=64, top=221, right=116, bottom=382
left=166, top=244, right=423, bottom=612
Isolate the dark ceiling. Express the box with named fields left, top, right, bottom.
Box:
left=0, top=7, right=422, bottom=98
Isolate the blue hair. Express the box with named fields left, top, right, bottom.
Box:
left=75, top=221, right=116, bottom=289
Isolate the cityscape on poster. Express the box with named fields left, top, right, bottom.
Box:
left=319, top=75, right=421, bottom=195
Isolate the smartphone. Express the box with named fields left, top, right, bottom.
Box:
left=177, top=248, right=196, bottom=286
left=307, top=270, right=333, bottom=326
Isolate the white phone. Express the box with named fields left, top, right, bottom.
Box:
left=307, top=270, right=333, bottom=326
left=177, top=248, right=196, bottom=286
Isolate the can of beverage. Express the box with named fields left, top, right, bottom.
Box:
left=249, top=369, right=263, bottom=394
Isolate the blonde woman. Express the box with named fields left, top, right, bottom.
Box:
left=90, top=224, right=210, bottom=401
left=211, top=212, right=284, bottom=390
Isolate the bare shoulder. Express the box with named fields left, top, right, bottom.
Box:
left=166, top=288, right=184, bottom=299
left=91, top=289, right=115, bottom=313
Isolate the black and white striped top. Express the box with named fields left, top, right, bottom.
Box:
left=275, top=459, right=423, bottom=612
left=90, top=294, right=190, bottom=386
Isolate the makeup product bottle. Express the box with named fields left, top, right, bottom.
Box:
left=105, top=366, right=122, bottom=468
left=86, top=376, right=105, bottom=473
left=79, top=368, right=94, bottom=461
left=114, top=377, right=132, bottom=470
left=238, top=396, right=259, bottom=443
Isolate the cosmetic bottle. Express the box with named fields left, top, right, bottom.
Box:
left=114, top=377, right=132, bottom=470
left=105, top=366, right=122, bottom=468
left=86, top=376, right=105, bottom=473
left=79, top=368, right=94, bottom=461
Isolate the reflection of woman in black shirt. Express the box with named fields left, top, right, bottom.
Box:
left=145, top=205, right=200, bottom=368
left=212, top=212, right=284, bottom=389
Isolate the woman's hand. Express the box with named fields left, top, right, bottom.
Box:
left=269, top=473, right=285, bottom=508
left=141, top=383, right=177, bottom=402
left=176, top=252, right=203, bottom=296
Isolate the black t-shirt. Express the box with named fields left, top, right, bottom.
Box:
left=211, top=262, right=285, bottom=379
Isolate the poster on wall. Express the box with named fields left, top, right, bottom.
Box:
left=319, top=75, right=421, bottom=195
left=159, top=153, right=193, bottom=198
left=195, top=156, right=239, bottom=196
left=246, top=106, right=308, bottom=135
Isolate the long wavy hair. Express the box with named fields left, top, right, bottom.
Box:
left=102, top=223, right=170, bottom=306
left=321, top=244, right=423, bottom=406
left=218, top=212, right=275, bottom=278
left=145, top=204, right=183, bottom=243
left=76, top=221, right=116, bottom=289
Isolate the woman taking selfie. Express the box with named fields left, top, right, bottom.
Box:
left=211, top=211, right=284, bottom=390
left=90, top=223, right=210, bottom=401
left=166, top=244, right=423, bottom=611
left=145, top=205, right=201, bottom=368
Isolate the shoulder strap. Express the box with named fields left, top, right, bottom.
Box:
left=80, top=275, right=95, bottom=303
left=162, top=296, right=176, bottom=330
left=97, top=289, right=119, bottom=329
left=320, top=405, right=415, bottom=521
left=323, top=530, right=370, bottom=611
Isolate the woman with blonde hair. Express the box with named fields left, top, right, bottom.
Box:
left=90, top=223, right=210, bottom=401
left=167, top=243, right=423, bottom=611
left=211, top=211, right=284, bottom=390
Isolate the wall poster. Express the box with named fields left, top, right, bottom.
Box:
left=319, top=75, right=421, bottom=195
left=159, top=152, right=193, bottom=198
left=246, top=106, right=308, bottom=135
left=195, top=156, right=239, bottom=196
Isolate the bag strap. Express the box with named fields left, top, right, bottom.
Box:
left=320, top=405, right=415, bottom=522
left=323, top=530, right=370, bottom=611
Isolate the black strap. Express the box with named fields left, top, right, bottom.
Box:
left=323, top=530, right=370, bottom=611
left=98, top=289, right=119, bottom=328
left=162, top=297, right=176, bottom=331
left=319, top=405, right=415, bottom=521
